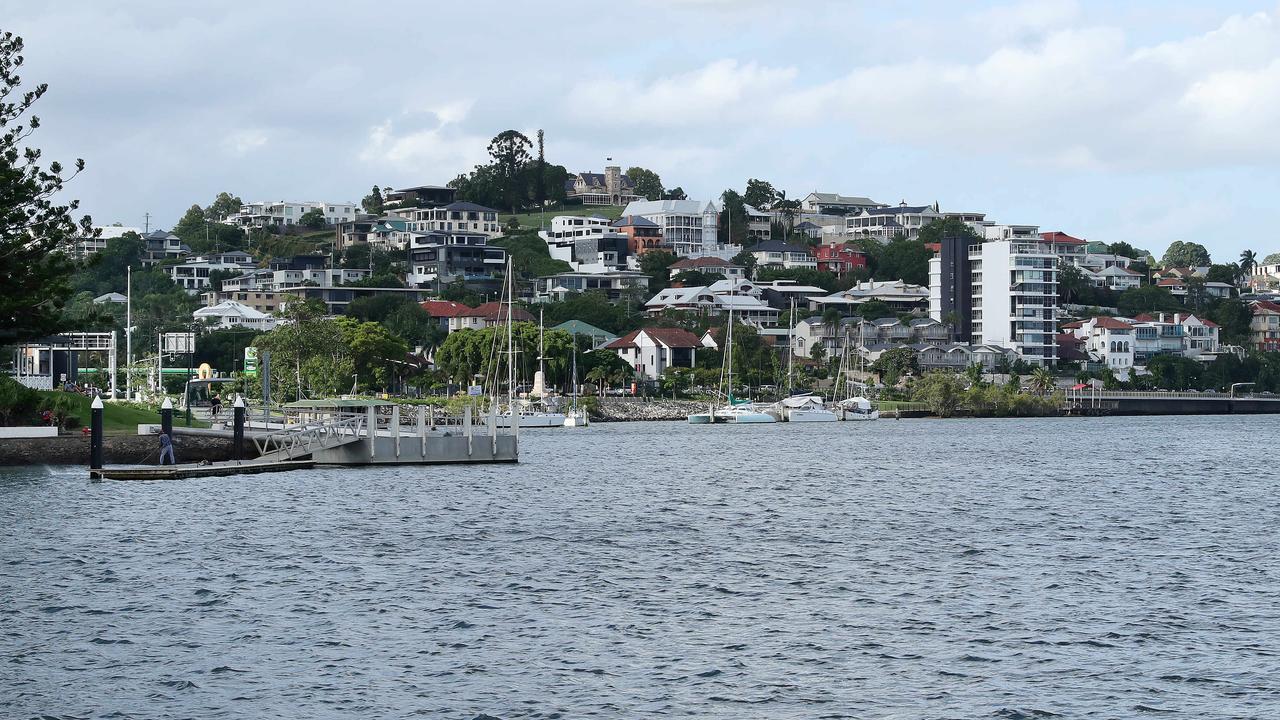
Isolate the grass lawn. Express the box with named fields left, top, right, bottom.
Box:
left=504, top=204, right=624, bottom=229
left=37, top=392, right=209, bottom=434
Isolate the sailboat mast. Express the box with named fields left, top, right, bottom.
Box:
left=787, top=297, right=795, bottom=395
left=506, top=257, right=515, bottom=407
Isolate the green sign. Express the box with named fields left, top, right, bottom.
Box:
left=243, top=346, right=258, bottom=375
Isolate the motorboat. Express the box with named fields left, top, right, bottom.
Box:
left=778, top=394, right=838, bottom=422
left=836, top=396, right=879, bottom=421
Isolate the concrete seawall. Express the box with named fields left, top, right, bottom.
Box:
left=0, top=433, right=259, bottom=467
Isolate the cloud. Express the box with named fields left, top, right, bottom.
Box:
left=359, top=102, right=490, bottom=177
left=223, top=129, right=268, bottom=156
left=567, top=59, right=797, bottom=127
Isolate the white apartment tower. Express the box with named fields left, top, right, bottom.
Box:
left=931, top=235, right=1059, bottom=366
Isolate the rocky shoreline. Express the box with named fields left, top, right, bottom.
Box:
left=590, top=398, right=707, bottom=422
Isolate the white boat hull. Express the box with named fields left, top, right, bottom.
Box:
left=563, top=410, right=589, bottom=427
left=786, top=409, right=838, bottom=422
left=497, top=412, right=567, bottom=428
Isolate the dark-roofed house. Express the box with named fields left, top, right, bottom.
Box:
left=747, top=240, right=816, bottom=270
left=421, top=300, right=534, bottom=333
left=566, top=166, right=642, bottom=206
left=605, top=327, right=702, bottom=380
left=801, top=192, right=884, bottom=214
left=612, top=214, right=665, bottom=255
left=845, top=201, right=943, bottom=241
left=669, top=256, right=746, bottom=280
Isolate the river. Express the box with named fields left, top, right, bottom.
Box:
left=2, top=416, right=1278, bottom=718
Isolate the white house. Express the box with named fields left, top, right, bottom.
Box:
left=164, top=252, right=258, bottom=293
left=390, top=201, right=502, bottom=239
left=644, top=283, right=779, bottom=326
left=845, top=202, right=943, bottom=241
left=604, top=327, right=702, bottom=380
left=746, top=240, right=816, bottom=271
left=801, top=192, right=884, bottom=214
left=77, top=225, right=143, bottom=259
left=812, top=279, right=930, bottom=312
left=233, top=201, right=358, bottom=228
left=620, top=199, right=719, bottom=257
left=1070, top=316, right=1136, bottom=374
left=193, top=300, right=278, bottom=331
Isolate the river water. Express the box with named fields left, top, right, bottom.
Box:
left=2, top=416, right=1279, bottom=719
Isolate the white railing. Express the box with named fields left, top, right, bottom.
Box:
left=254, top=413, right=367, bottom=461
left=1065, top=389, right=1280, bottom=401
left=10, top=375, right=53, bottom=390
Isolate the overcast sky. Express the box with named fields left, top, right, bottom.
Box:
left=7, top=0, right=1280, bottom=261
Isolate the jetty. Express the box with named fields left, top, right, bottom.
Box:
left=88, top=396, right=518, bottom=481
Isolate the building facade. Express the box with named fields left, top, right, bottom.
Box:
left=619, top=199, right=719, bottom=257
left=565, top=166, right=642, bottom=206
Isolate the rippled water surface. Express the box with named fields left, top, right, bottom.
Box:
left=3, top=416, right=1280, bottom=719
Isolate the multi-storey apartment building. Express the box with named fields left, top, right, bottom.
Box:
left=163, top=251, right=257, bottom=293
left=406, top=232, right=506, bottom=290
left=801, top=192, right=884, bottom=214
left=619, top=199, right=719, bottom=257
left=931, top=236, right=1060, bottom=366
left=233, top=201, right=358, bottom=228
left=389, top=201, right=502, bottom=239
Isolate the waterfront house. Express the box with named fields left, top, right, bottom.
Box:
left=420, top=300, right=534, bottom=334
left=1250, top=301, right=1280, bottom=352
left=604, top=328, right=702, bottom=380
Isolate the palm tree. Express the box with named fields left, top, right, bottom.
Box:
left=1240, top=249, right=1258, bottom=278
left=1030, top=366, right=1054, bottom=397
left=585, top=366, right=609, bottom=397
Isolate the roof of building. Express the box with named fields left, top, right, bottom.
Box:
left=621, top=199, right=717, bottom=217
left=550, top=320, right=618, bottom=341
left=444, top=201, right=499, bottom=213
left=1040, top=231, right=1088, bottom=245
left=1090, top=316, right=1134, bottom=330
left=806, top=192, right=882, bottom=207
left=1253, top=300, right=1280, bottom=314
left=748, top=240, right=811, bottom=254
left=670, top=256, right=736, bottom=270
left=194, top=300, right=269, bottom=320
left=420, top=300, right=473, bottom=318
left=1056, top=333, right=1089, bottom=361
left=865, top=205, right=933, bottom=216
left=605, top=327, right=703, bottom=350
left=469, top=302, right=534, bottom=322
left=612, top=215, right=660, bottom=228
left=1156, top=278, right=1184, bottom=287
left=93, top=292, right=128, bottom=304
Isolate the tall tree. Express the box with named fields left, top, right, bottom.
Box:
left=487, top=130, right=532, bottom=213
left=535, top=129, right=546, bottom=209
left=743, top=179, right=778, bottom=210
left=626, top=166, right=663, bottom=200
left=206, top=192, right=243, bottom=221
left=361, top=185, right=384, bottom=214
left=0, top=31, right=95, bottom=342
left=718, top=190, right=750, bottom=245
left=1240, top=249, right=1258, bottom=278
left=1160, top=240, right=1212, bottom=268
left=1107, top=241, right=1140, bottom=259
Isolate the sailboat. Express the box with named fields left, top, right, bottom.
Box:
left=689, top=303, right=775, bottom=424
left=563, top=331, right=588, bottom=427
left=834, top=322, right=879, bottom=421
left=770, top=298, right=837, bottom=422
left=496, top=269, right=566, bottom=429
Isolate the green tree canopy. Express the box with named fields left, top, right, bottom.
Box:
left=488, top=130, right=532, bottom=213
left=206, top=192, right=243, bottom=221
left=361, top=186, right=384, bottom=214
left=1107, top=241, right=1141, bottom=259
left=298, top=208, right=326, bottom=230
left=663, top=186, right=687, bottom=201
left=626, top=166, right=663, bottom=200
left=743, top=179, right=778, bottom=210
left=1161, top=240, right=1212, bottom=268
left=491, top=230, right=572, bottom=279
left=639, top=250, right=679, bottom=293
left=0, top=31, right=96, bottom=343
left=1117, top=285, right=1182, bottom=317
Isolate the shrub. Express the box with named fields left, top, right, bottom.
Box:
left=0, top=376, right=40, bottom=426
